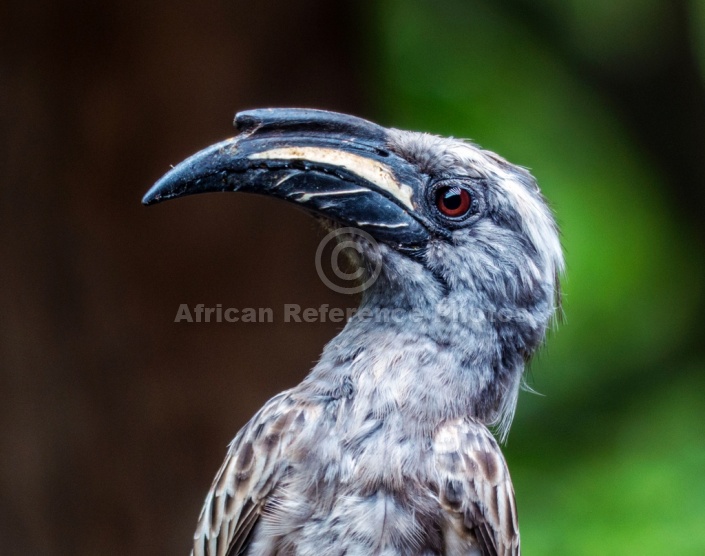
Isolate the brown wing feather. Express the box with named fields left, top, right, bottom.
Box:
left=433, top=418, right=520, bottom=556
left=191, top=392, right=310, bottom=556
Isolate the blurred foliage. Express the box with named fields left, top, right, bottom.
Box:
left=370, top=0, right=705, bottom=553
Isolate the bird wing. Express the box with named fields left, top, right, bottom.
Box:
left=191, top=392, right=309, bottom=556
left=433, top=418, right=520, bottom=556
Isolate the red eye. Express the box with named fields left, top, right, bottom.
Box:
left=436, top=186, right=472, bottom=218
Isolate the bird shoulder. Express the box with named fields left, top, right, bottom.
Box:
left=433, top=417, right=520, bottom=556
left=192, top=392, right=313, bottom=556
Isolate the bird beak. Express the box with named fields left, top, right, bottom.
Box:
left=143, top=108, right=439, bottom=248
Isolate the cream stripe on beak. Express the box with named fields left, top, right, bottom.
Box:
left=249, top=147, right=415, bottom=210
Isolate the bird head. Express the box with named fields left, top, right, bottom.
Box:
left=144, top=108, right=563, bottom=434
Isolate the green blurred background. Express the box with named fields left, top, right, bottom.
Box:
left=2, top=0, right=704, bottom=554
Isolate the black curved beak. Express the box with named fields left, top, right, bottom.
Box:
left=143, top=108, right=440, bottom=248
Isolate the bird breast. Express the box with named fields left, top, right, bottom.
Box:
left=246, top=402, right=446, bottom=555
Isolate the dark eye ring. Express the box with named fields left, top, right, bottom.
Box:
left=435, top=185, right=474, bottom=218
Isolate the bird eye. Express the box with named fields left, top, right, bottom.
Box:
left=435, top=185, right=473, bottom=218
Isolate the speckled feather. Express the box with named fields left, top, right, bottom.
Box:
left=193, top=392, right=518, bottom=556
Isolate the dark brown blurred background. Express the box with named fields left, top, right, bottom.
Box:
left=1, top=2, right=367, bottom=554
left=2, top=1, right=705, bottom=554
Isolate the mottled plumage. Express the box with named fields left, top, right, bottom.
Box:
left=144, top=109, right=563, bottom=555
left=193, top=392, right=518, bottom=556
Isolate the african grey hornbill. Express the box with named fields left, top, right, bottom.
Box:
left=143, top=108, right=563, bottom=556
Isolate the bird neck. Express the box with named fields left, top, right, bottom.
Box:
left=299, top=290, right=524, bottom=438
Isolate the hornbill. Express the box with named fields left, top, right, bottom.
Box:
left=144, top=109, right=564, bottom=556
